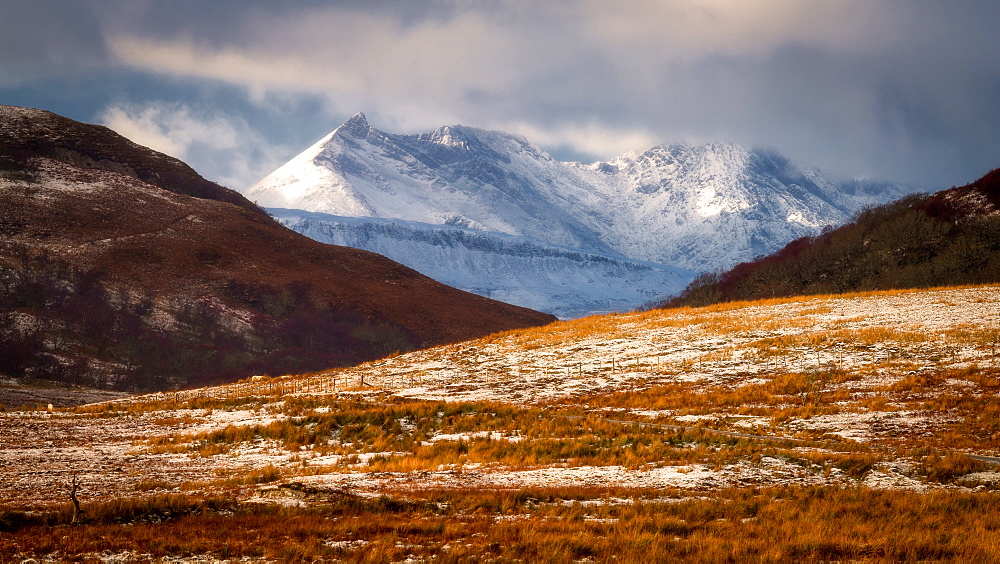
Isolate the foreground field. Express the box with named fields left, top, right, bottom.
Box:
left=4, top=487, right=1000, bottom=561
left=2, top=286, right=1000, bottom=561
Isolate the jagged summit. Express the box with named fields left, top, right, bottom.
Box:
left=337, top=112, right=372, bottom=138
left=423, top=124, right=473, bottom=149
left=346, top=111, right=368, bottom=125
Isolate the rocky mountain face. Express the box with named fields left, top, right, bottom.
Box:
left=248, top=114, right=906, bottom=316
left=662, top=168, right=1000, bottom=307
left=271, top=209, right=692, bottom=318
left=577, top=143, right=904, bottom=271
left=0, top=106, right=555, bottom=392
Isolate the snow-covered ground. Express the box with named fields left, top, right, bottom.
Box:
left=4, top=286, right=999, bottom=507
left=266, top=286, right=1000, bottom=408
left=290, top=456, right=829, bottom=492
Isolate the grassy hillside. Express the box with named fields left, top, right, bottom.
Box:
left=2, top=286, right=999, bottom=560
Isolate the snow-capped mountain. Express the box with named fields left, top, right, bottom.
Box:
left=248, top=113, right=907, bottom=316
left=249, top=113, right=614, bottom=255
left=578, top=144, right=906, bottom=270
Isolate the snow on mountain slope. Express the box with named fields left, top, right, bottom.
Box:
left=248, top=114, right=908, bottom=315
left=580, top=143, right=906, bottom=270
left=270, top=208, right=692, bottom=319
left=249, top=113, right=614, bottom=254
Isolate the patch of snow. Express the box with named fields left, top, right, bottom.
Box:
left=422, top=431, right=522, bottom=445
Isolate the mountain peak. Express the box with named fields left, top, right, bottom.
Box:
left=426, top=124, right=472, bottom=149
left=337, top=112, right=372, bottom=138
left=346, top=111, right=368, bottom=125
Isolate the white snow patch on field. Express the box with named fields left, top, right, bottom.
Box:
left=292, top=455, right=828, bottom=492
left=788, top=411, right=954, bottom=442
left=423, top=431, right=522, bottom=445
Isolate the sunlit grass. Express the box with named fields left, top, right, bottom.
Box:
left=9, top=285, right=1000, bottom=560
left=5, top=487, right=1000, bottom=562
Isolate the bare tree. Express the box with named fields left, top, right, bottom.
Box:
left=70, top=472, right=83, bottom=524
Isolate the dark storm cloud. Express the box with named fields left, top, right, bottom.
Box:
left=0, top=1, right=108, bottom=85
left=2, top=1, right=998, bottom=189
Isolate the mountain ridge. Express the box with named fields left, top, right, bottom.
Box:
left=270, top=207, right=693, bottom=318
left=247, top=114, right=909, bottom=315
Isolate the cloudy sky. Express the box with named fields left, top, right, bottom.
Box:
left=3, top=1, right=998, bottom=191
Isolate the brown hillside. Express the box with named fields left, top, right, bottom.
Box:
left=0, top=106, right=259, bottom=212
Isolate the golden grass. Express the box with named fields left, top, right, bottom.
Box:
left=139, top=401, right=756, bottom=471
left=12, top=284, right=1000, bottom=560
left=5, top=487, right=1000, bottom=562
left=116, top=390, right=1000, bottom=492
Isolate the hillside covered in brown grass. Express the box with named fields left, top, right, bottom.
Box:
left=0, top=106, right=554, bottom=392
